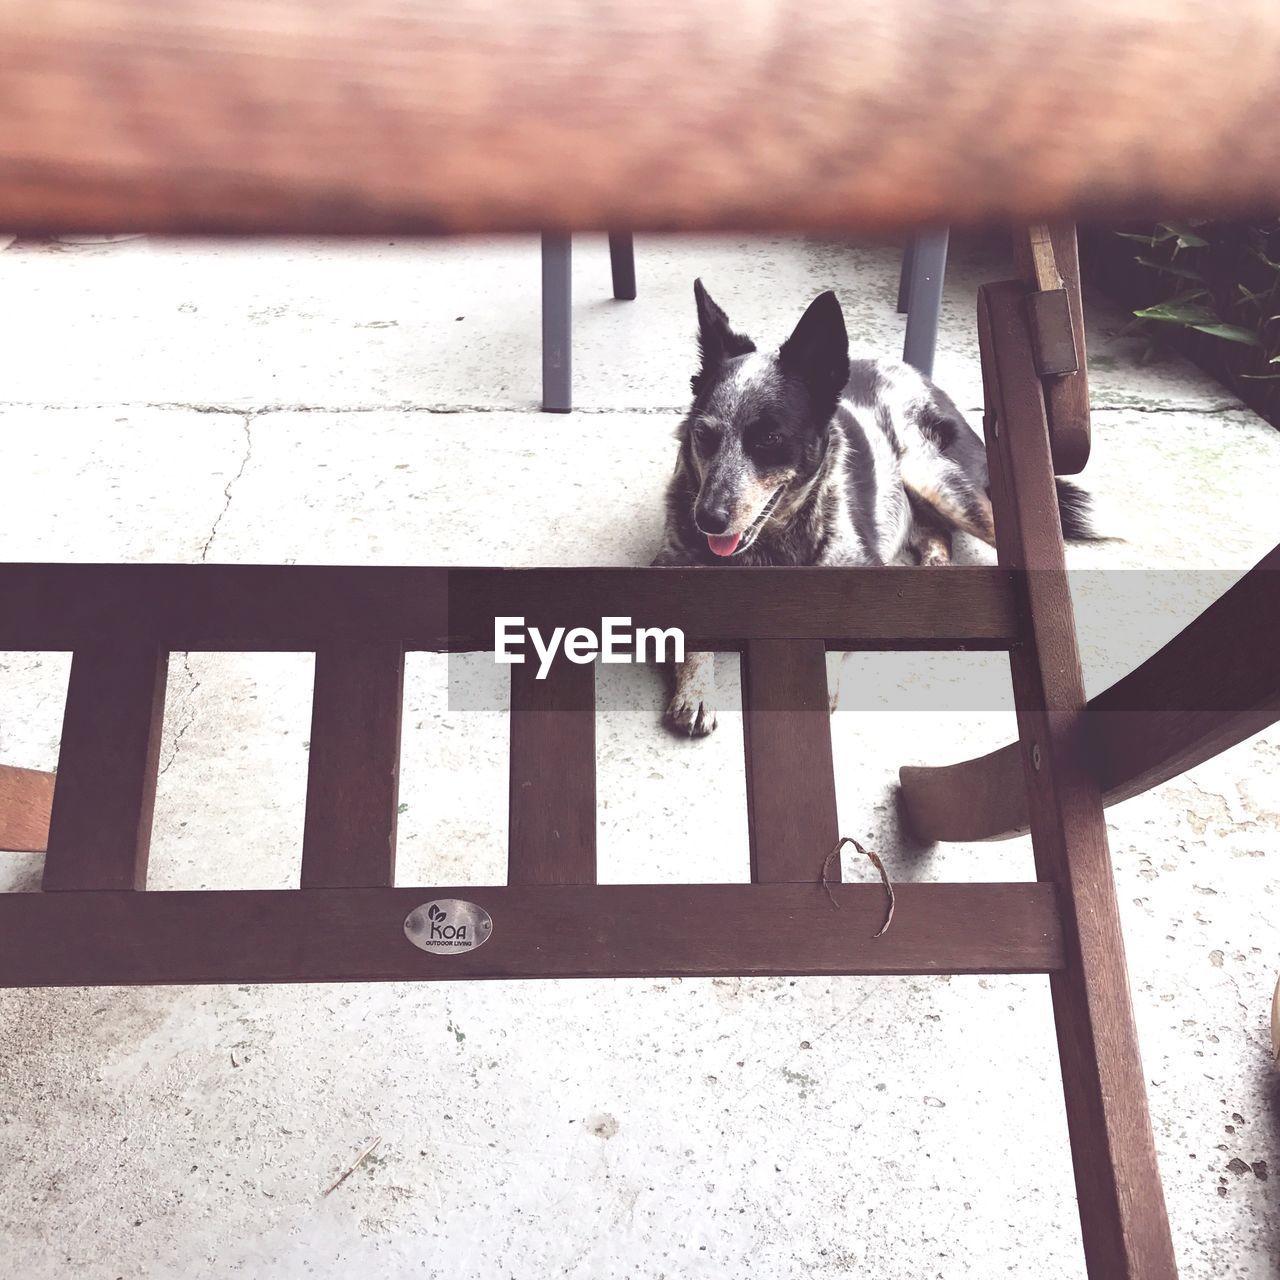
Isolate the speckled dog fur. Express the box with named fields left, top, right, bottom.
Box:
left=654, top=281, right=1096, bottom=735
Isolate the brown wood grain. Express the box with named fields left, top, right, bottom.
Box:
left=1012, top=222, right=1090, bottom=475
left=0, top=765, right=55, bottom=853
left=300, top=642, right=405, bottom=888
left=742, top=640, right=839, bottom=884
left=1026, top=225, right=1064, bottom=293
left=0, top=882, right=1063, bottom=986
left=0, top=564, right=1017, bottom=652
left=42, top=643, right=168, bottom=892
left=978, top=280, right=1176, bottom=1277
left=900, top=743, right=1029, bottom=843
left=2, top=1, right=1279, bottom=234
left=508, top=658, right=596, bottom=885
left=899, top=543, right=1280, bottom=842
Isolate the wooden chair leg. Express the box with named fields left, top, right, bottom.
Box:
left=980, top=279, right=1177, bottom=1278
left=1012, top=221, right=1091, bottom=475
left=541, top=231, right=572, bottom=413
left=607, top=232, right=636, bottom=300
left=900, top=540, right=1280, bottom=842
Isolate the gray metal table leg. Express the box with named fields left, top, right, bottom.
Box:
left=608, top=233, right=637, bottom=300
left=541, top=232, right=572, bottom=413
left=896, top=234, right=915, bottom=313
left=901, top=227, right=949, bottom=377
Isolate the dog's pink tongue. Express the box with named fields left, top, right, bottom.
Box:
left=707, top=532, right=741, bottom=557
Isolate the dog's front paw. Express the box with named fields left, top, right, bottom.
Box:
left=665, top=690, right=718, bottom=737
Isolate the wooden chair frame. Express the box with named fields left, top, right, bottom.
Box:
left=8, top=247, right=1245, bottom=1274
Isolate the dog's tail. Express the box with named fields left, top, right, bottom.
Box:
left=1054, top=478, right=1107, bottom=543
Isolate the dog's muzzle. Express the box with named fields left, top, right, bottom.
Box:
left=705, top=486, right=784, bottom=557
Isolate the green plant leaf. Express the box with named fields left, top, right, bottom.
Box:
left=1133, top=299, right=1218, bottom=326
left=1159, top=221, right=1209, bottom=248
left=1187, top=323, right=1262, bottom=346
left=1115, top=231, right=1160, bottom=246
left=1136, top=256, right=1204, bottom=282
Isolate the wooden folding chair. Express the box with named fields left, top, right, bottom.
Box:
left=8, top=219, right=1247, bottom=1277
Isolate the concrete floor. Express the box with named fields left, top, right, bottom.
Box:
left=0, top=232, right=1277, bottom=1278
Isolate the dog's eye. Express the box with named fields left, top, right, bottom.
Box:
left=757, top=432, right=782, bottom=450
left=694, top=423, right=719, bottom=451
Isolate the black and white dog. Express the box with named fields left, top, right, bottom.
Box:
left=654, top=280, right=1096, bottom=735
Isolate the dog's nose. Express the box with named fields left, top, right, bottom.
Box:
left=696, top=504, right=732, bottom=535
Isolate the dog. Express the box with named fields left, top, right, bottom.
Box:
left=653, top=280, right=1098, bottom=735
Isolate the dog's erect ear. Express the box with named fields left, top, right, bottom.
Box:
left=779, top=290, right=849, bottom=401
left=691, top=279, right=755, bottom=394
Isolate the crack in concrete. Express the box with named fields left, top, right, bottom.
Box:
left=1090, top=402, right=1248, bottom=415
left=159, top=653, right=201, bottom=778
left=0, top=399, right=1255, bottom=417
left=156, top=401, right=689, bottom=416
left=200, top=413, right=253, bottom=561
left=160, top=414, right=253, bottom=777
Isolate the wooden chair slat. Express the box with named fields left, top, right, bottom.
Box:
left=0, top=882, right=1064, bottom=987
left=43, top=643, right=168, bottom=892
left=508, top=658, right=596, bottom=885
left=979, top=279, right=1177, bottom=1278
left=0, top=564, right=1019, bottom=652
left=300, top=643, right=405, bottom=888
left=742, top=639, right=839, bottom=883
